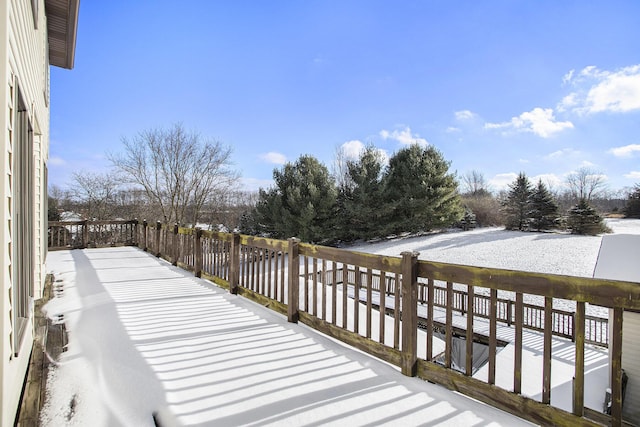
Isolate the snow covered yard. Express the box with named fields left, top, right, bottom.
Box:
left=41, top=247, right=532, bottom=427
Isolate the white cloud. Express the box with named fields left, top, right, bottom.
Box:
left=531, top=173, right=563, bottom=189
left=485, top=107, right=573, bottom=138
left=259, top=152, right=287, bottom=165
left=241, top=177, right=274, bottom=191
left=341, top=140, right=365, bottom=160
left=544, top=148, right=581, bottom=160
left=48, top=156, right=66, bottom=166
left=624, top=171, right=640, bottom=180
left=489, top=173, right=518, bottom=191
left=454, top=110, right=476, bottom=121
left=562, top=69, right=575, bottom=85
left=609, top=144, right=640, bottom=158
left=446, top=126, right=461, bottom=133
left=379, top=127, right=428, bottom=146
left=560, top=64, right=640, bottom=114
left=518, top=158, right=530, bottom=164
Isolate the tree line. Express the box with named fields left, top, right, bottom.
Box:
left=49, top=124, right=640, bottom=242
left=242, top=144, right=462, bottom=243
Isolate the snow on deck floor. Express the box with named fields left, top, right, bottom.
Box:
left=42, top=247, right=533, bottom=427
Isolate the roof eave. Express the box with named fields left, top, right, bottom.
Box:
left=46, top=0, right=80, bottom=69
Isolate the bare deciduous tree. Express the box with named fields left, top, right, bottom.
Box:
left=461, top=170, right=491, bottom=196
left=565, top=167, right=608, bottom=201
left=69, top=171, right=121, bottom=220
left=331, top=144, right=354, bottom=191
left=109, top=123, right=238, bottom=225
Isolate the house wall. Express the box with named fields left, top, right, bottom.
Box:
left=0, top=0, right=50, bottom=425
left=622, top=311, right=640, bottom=423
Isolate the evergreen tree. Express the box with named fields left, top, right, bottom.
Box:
left=255, top=155, right=337, bottom=243
left=529, top=179, right=559, bottom=231
left=339, top=146, right=387, bottom=241
left=502, top=173, right=533, bottom=231
left=383, top=144, right=462, bottom=234
left=567, top=198, right=609, bottom=235
left=251, top=187, right=284, bottom=237
left=624, top=184, right=640, bottom=218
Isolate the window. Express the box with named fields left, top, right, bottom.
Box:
left=12, top=84, right=35, bottom=356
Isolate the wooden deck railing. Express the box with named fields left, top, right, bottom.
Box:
left=47, top=220, right=639, bottom=426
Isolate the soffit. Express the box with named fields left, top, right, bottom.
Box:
left=45, top=0, right=80, bottom=69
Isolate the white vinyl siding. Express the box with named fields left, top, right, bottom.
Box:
left=622, top=311, right=640, bottom=423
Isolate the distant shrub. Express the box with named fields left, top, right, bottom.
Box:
left=461, top=195, right=503, bottom=227
left=624, top=184, right=640, bottom=218
left=567, top=198, right=610, bottom=235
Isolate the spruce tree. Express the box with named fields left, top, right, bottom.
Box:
left=567, top=198, right=608, bottom=235
left=383, top=144, right=462, bottom=234
left=340, top=146, right=387, bottom=241
left=529, top=180, right=559, bottom=231
left=502, top=173, right=533, bottom=231
left=624, top=184, right=640, bottom=218
left=265, top=155, right=337, bottom=243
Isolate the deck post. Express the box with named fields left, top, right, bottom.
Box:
left=194, top=227, right=203, bottom=278
left=142, top=220, right=148, bottom=251
left=287, top=238, right=300, bottom=323
left=401, top=251, right=419, bottom=376
left=81, top=220, right=88, bottom=248
left=133, top=218, right=139, bottom=247
left=172, top=223, right=179, bottom=266
left=229, top=232, right=240, bottom=294
left=155, top=221, right=162, bottom=257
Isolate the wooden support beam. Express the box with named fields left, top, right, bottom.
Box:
left=287, top=238, right=300, bottom=323
left=573, top=301, right=585, bottom=416
left=401, top=251, right=419, bottom=376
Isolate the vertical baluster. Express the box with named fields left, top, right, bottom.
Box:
left=280, top=248, right=285, bottom=303
left=379, top=271, right=386, bottom=344
left=329, top=262, right=336, bottom=325
left=542, top=296, right=552, bottom=404
left=342, top=266, right=348, bottom=329
left=488, top=288, right=497, bottom=385
left=445, top=281, right=453, bottom=369
left=366, top=268, right=373, bottom=339
left=426, top=278, right=434, bottom=361
left=394, top=273, right=400, bottom=350
left=354, top=266, right=360, bottom=334
left=322, top=259, right=327, bottom=321
left=465, top=284, right=474, bottom=376
left=514, top=292, right=523, bottom=394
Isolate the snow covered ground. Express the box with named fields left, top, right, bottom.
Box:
left=41, top=248, right=533, bottom=427
left=350, top=219, right=640, bottom=277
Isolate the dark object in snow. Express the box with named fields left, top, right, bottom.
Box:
left=153, top=408, right=181, bottom=427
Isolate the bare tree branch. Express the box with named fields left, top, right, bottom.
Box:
left=565, top=167, right=608, bottom=201
left=109, top=123, right=239, bottom=225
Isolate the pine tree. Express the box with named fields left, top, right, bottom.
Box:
left=624, top=184, right=640, bottom=218
left=502, top=173, right=533, bottom=231
left=529, top=180, right=559, bottom=231
left=567, top=198, right=608, bottom=235
left=260, top=155, right=337, bottom=243
left=383, top=144, right=462, bottom=234
left=339, top=146, right=387, bottom=241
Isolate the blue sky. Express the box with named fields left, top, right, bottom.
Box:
left=50, top=1, right=640, bottom=194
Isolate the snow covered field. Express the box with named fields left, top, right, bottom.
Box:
left=350, top=218, right=640, bottom=277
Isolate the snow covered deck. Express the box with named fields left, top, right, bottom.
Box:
left=41, top=247, right=533, bottom=426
